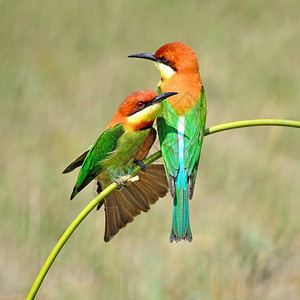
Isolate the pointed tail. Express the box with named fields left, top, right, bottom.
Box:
left=169, top=171, right=192, bottom=243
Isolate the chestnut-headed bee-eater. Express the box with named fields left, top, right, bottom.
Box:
left=129, top=42, right=207, bottom=242
left=63, top=90, right=177, bottom=242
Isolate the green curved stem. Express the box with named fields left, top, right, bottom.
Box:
left=27, top=118, right=300, bottom=299
left=204, top=119, right=300, bottom=135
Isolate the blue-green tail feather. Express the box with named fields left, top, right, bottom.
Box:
left=170, top=168, right=192, bottom=243
left=158, top=88, right=206, bottom=243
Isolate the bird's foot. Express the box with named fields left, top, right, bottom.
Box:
left=113, top=175, right=140, bottom=189
left=134, top=160, right=147, bottom=172
left=112, top=178, right=124, bottom=189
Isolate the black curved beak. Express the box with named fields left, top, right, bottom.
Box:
left=151, top=92, right=178, bottom=105
left=128, top=52, right=157, bottom=62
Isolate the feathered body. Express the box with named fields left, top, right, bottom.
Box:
left=64, top=90, right=177, bottom=241
left=129, top=42, right=207, bottom=242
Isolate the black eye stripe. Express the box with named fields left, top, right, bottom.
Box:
left=161, top=56, right=169, bottom=64
left=159, top=57, right=177, bottom=72
left=128, top=100, right=153, bottom=117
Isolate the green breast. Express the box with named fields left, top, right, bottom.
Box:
left=101, top=128, right=151, bottom=179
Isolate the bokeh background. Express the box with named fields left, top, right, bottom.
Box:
left=1, top=0, right=299, bottom=299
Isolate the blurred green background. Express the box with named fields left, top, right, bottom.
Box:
left=1, top=0, right=299, bottom=299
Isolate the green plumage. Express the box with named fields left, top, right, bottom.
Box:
left=157, top=88, right=207, bottom=242
left=70, top=124, right=150, bottom=199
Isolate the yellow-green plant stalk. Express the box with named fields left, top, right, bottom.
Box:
left=27, top=119, right=300, bottom=300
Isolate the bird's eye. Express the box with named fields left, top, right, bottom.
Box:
left=136, top=101, right=145, bottom=109
left=161, top=56, right=169, bottom=64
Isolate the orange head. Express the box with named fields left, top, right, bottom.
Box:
left=129, top=42, right=199, bottom=76
left=128, top=42, right=202, bottom=114
left=154, top=42, right=199, bottom=74
left=107, top=90, right=177, bottom=131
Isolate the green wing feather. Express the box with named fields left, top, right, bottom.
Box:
left=157, top=88, right=206, bottom=193
left=71, top=123, right=125, bottom=199
left=183, top=89, right=206, bottom=196
left=157, top=88, right=206, bottom=241
left=156, top=103, right=179, bottom=178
